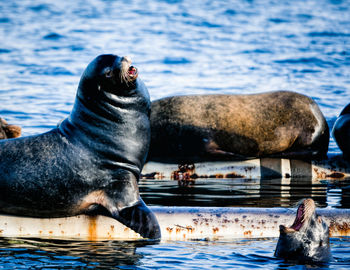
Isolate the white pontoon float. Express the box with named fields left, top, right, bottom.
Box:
left=0, top=156, right=349, bottom=241
left=142, top=156, right=350, bottom=181
left=0, top=207, right=349, bottom=241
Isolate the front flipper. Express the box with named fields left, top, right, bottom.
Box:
left=80, top=191, right=161, bottom=239
left=113, top=198, right=161, bottom=239
left=205, top=139, right=252, bottom=160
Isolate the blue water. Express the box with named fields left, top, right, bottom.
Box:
left=1, top=0, right=350, bottom=268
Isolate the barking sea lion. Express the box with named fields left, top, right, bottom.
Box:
left=275, top=198, right=331, bottom=263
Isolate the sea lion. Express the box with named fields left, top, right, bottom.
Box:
left=0, top=54, right=161, bottom=239
left=332, top=103, right=350, bottom=159
left=274, top=198, right=331, bottom=263
left=149, top=91, right=329, bottom=162
left=0, top=118, right=21, bottom=139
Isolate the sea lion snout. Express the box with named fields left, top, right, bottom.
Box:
left=120, top=56, right=138, bottom=83
left=279, top=225, right=295, bottom=234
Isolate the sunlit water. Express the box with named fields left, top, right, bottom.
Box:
left=0, top=0, right=350, bottom=268
left=0, top=237, right=350, bottom=269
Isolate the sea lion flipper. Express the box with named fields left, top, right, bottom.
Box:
left=112, top=198, right=161, bottom=240
left=205, top=139, right=249, bottom=160
left=80, top=190, right=161, bottom=240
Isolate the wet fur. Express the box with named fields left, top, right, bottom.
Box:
left=332, top=103, right=350, bottom=159
left=0, top=55, right=160, bottom=239
left=0, top=118, right=21, bottom=139
left=149, top=91, right=329, bottom=162
left=275, top=199, right=331, bottom=263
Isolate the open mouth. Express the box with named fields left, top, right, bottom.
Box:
left=120, top=56, right=138, bottom=84
left=290, top=203, right=305, bottom=231
left=280, top=198, right=315, bottom=233
left=128, top=66, right=138, bottom=80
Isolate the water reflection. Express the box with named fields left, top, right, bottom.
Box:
left=0, top=237, right=154, bottom=268
left=140, top=176, right=332, bottom=208
left=1, top=237, right=348, bottom=269
left=338, top=182, right=350, bottom=208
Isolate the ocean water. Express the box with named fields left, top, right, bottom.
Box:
left=0, top=0, right=350, bottom=268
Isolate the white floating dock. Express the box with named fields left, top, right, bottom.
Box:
left=0, top=207, right=349, bottom=241
left=0, top=156, right=349, bottom=241
left=142, top=156, right=350, bottom=181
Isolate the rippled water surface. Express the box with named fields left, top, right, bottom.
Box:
left=0, top=237, right=350, bottom=269
left=1, top=0, right=350, bottom=268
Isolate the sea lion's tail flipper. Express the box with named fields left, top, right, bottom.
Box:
left=113, top=198, right=161, bottom=239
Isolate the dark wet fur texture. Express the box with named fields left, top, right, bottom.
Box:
left=332, top=103, right=350, bottom=159
left=0, top=54, right=160, bottom=239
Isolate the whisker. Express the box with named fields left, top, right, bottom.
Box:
left=120, top=60, right=133, bottom=85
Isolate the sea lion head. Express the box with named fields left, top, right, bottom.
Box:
left=77, top=54, right=145, bottom=100
left=274, top=198, right=331, bottom=263
left=67, top=54, right=151, bottom=171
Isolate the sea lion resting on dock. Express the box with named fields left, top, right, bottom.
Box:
left=0, top=54, right=160, bottom=239
left=149, top=91, right=329, bottom=162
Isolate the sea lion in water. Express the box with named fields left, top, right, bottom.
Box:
left=274, top=198, right=331, bottom=263
left=0, top=54, right=161, bottom=239
left=332, top=103, right=350, bottom=159
left=149, top=91, right=329, bottom=162
left=0, top=118, right=21, bottom=139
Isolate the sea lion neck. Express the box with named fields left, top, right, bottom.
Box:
left=59, top=77, right=151, bottom=178
left=76, top=77, right=150, bottom=119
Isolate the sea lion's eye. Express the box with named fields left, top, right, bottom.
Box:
left=104, top=68, right=113, bottom=78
